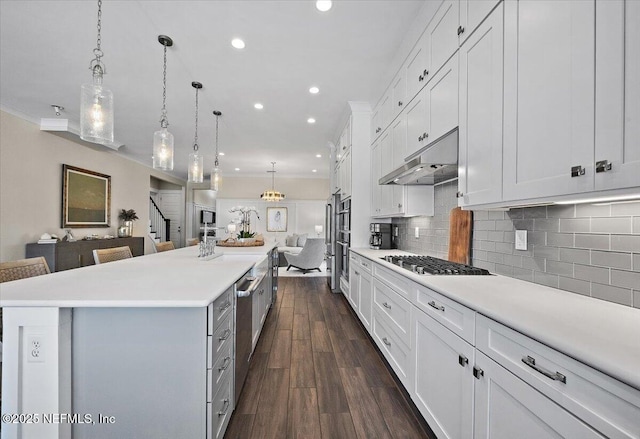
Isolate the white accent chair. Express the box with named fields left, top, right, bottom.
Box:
left=285, top=238, right=325, bottom=274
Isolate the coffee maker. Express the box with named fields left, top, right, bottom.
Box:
left=370, top=223, right=397, bottom=250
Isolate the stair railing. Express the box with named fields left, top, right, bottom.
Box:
left=149, top=197, right=171, bottom=242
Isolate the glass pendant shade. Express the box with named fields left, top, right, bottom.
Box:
left=211, top=165, right=221, bottom=191
left=188, top=152, right=204, bottom=183
left=80, top=76, right=114, bottom=144
left=153, top=127, right=174, bottom=170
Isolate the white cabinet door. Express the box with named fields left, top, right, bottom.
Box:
left=406, top=31, right=431, bottom=102
left=342, top=149, right=352, bottom=199
left=379, top=91, right=393, bottom=137
left=458, top=3, right=504, bottom=206
left=371, top=104, right=382, bottom=141
left=379, top=131, right=393, bottom=215
left=459, top=0, right=502, bottom=44
left=391, top=71, right=407, bottom=119
left=503, top=0, right=595, bottom=201
left=427, top=53, right=459, bottom=143
left=473, top=351, right=606, bottom=439
left=595, top=0, right=640, bottom=191
left=427, top=0, right=460, bottom=78
left=357, top=270, right=373, bottom=331
left=371, top=141, right=382, bottom=216
left=412, top=308, right=474, bottom=439
left=349, top=266, right=360, bottom=312
left=406, top=87, right=429, bottom=159
left=391, top=115, right=407, bottom=214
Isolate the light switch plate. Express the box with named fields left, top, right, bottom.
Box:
left=515, top=230, right=528, bottom=250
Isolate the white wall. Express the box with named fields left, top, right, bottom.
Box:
left=216, top=199, right=326, bottom=242
left=0, top=111, right=185, bottom=260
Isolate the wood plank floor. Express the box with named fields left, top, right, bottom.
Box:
left=225, top=277, right=435, bottom=439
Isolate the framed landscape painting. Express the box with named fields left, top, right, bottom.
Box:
left=62, top=164, right=111, bottom=227
left=266, top=207, right=287, bottom=232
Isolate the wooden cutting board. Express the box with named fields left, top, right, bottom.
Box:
left=448, top=207, right=473, bottom=265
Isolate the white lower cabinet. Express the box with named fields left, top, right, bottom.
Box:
left=372, top=307, right=413, bottom=388
left=357, top=269, right=373, bottom=330
left=473, top=351, right=605, bottom=439
left=412, top=307, right=474, bottom=439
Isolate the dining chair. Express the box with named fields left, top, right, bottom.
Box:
left=93, top=246, right=133, bottom=264
left=186, top=238, right=199, bottom=247
left=154, top=241, right=175, bottom=253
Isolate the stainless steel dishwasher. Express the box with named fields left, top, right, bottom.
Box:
left=234, top=263, right=267, bottom=402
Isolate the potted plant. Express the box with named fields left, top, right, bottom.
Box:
left=118, top=209, right=139, bottom=237
left=229, top=206, right=259, bottom=242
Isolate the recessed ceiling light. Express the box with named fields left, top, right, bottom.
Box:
left=219, top=152, right=225, bottom=156
left=231, top=38, right=245, bottom=49
left=312, top=169, right=317, bottom=173
left=307, top=118, right=316, bottom=124
left=254, top=103, right=264, bottom=110
left=309, top=86, right=320, bottom=94
left=316, top=1, right=332, bottom=12
left=234, top=168, right=240, bottom=171
left=315, top=154, right=322, bottom=158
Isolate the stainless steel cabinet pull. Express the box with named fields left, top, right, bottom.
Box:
left=419, top=74, right=424, bottom=82
left=522, top=356, right=567, bottom=384
left=383, top=302, right=391, bottom=309
left=354, top=270, right=360, bottom=275
left=595, top=160, right=612, bottom=173
left=428, top=300, right=445, bottom=312
left=217, top=398, right=230, bottom=416
left=423, top=132, right=428, bottom=139
left=382, top=337, right=391, bottom=346
left=218, top=356, right=231, bottom=372
left=473, top=366, right=484, bottom=379
left=219, top=329, right=231, bottom=341
left=456, top=191, right=463, bottom=198
left=362, top=262, right=369, bottom=267
left=458, top=354, right=468, bottom=367
left=398, top=101, right=403, bottom=107
left=457, top=25, right=465, bottom=36
left=571, top=165, right=586, bottom=177
left=423, top=69, right=428, bottom=76
left=418, top=135, right=423, bottom=142
left=219, top=301, right=231, bottom=312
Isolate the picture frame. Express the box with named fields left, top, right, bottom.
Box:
left=62, top=164, right=111, bottom=228
left=266, top=207, right=288, bottom=232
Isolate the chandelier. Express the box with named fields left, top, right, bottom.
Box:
left=261, top=162, right=285, bottom=202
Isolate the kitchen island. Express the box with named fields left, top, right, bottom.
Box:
left=0, top=241, right=278, bottom=439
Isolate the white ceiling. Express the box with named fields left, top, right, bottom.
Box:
left=0, top=0, right=425, bottom=180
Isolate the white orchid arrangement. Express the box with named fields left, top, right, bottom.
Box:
left=229, top=206, right=260, bottom=238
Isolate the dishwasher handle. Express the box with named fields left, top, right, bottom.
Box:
left=236, top=272, right=267, bottom=297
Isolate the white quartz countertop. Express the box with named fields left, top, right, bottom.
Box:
left=0, top=241, right=277, bottom=308
left=351, top=248, right=640, bottom=390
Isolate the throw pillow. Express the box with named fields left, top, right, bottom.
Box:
left=285, top=234, right=298, bottom=247
left=297, top=233, right=308, bottom=247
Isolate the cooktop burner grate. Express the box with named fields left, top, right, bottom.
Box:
left=380, top=255, right=491, bottom=275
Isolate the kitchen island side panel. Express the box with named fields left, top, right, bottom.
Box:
left=72, top=307, right=207, bottom=439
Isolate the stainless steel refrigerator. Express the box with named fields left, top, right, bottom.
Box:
left=325, top=193, right=342, bottom=293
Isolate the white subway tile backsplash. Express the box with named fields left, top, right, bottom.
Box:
left=394, top=183, right=639, bottom=308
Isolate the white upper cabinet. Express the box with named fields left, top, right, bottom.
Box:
left=427, top=0, right=460, bottom=79
left=406, top=87, right=429, bottom=159
left=503, top=0, right=595, bottom=201
left=371, top=141, right=382, bottom=216
left=595, top=0, right=640, bottom=191
left=391, top=71, right=407, bottom=120
left=458, top=3, right=504, bottom=207
left=459, top=0, right=502, bottom=44
left=371, top=103, right=382, bottom=141
left=406, top=32, right=431, bottom=103
left=391, top=111, right=408, bottom=170
left=427, top=53, right=459, bottom=143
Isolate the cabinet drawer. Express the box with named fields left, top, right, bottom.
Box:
left=414, top=284, right=475, bottom=344
left=373, top=278, right=412, bottom=344
left=476, top=315, right=640, bottom=439
left=211, top=312, right=233, bottom=359
left=359, top=256, right=372, bottom=274
left=209, top=286, right=233, bottom=335
left=373, top=263, right=412, bottom=299
left=372, top=308, right=412, bottom=387
left=208, top=340, right=233, bottom=402
left=207, top=371, right=233, bottom=439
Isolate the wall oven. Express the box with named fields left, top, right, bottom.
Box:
left=337, top=198, right=351, bottom=282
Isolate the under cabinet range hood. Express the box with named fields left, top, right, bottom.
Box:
left=380, top=127, right=458, bottom=185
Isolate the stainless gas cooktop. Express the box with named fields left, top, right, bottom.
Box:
left=381, top=255, right=491, bottom=275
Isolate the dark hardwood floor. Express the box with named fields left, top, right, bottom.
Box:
left=225, top=277, right=434, bottom=439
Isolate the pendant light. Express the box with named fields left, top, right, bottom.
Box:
left=261, top=162, right=286, bottom=202
left=188, top=81, right=203, bottom=183
left=211, top=110, right=222, bottom=191
left=80, top=0, right=114, bottom=145
left=153, top=35, right=174, bottom=171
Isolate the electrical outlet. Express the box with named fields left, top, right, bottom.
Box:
left=27, top=335, right=45, bottom=363
left=515, top=230, right=528, bottom=251
left=414, top=227, right=420, bottom=238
